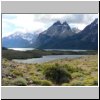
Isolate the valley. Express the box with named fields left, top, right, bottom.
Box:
left=2, top=15, right=98, bottom=86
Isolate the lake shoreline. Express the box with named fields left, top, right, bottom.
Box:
left=12, top=55, right=86, bottom=64
left=2, top=48, right=98, bottom=60
left=8, top=48, right=89, bottom=52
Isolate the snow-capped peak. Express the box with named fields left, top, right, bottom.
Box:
left=7, top=31, right=38, bottom=44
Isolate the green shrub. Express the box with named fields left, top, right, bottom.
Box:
left=32, top=79, right=52, bottom=86
left=11, top=77, right=27, bottom=86
left=32, top=79, right=41, bottom=85
left=92, top=78, right=98, bottom=85
left=70, top=80, right=85, bottom=86
left=72, top=72, right=83, bottom=78
left=83, top=77, right=98, bottom=86
left=30, top=76, right=41, bottom=85
left=40, top=80, right=52, bottom=86
left=11, top=70, right=23, bottom=77
left=64, top=64, right=76, bottom=73
left=62, top=83, right=70, bottom=86
left=43, top=64, right=71, bottom=84
left=2, top=78, right=10, bottom=86
left=63, top=64, right=83, bottom=73
left=28, top=75, right=52, bottom=86
left=29, top=71, right=35, bottom=75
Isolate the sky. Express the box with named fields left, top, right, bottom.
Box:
left=2, top=14, right=98, bottom=37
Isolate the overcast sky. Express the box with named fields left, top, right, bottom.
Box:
left=2, top=14, right=98, bottom=37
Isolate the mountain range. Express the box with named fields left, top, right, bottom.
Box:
left=33, top=18, right=98, bottom=50
left=2, top=32, right=38, bottom=48
left=2, top=18, right=98, bottom=50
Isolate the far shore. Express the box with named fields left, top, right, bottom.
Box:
left=2, top=47, right=98, bottom=60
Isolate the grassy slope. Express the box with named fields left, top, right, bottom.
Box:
left=2, top=55, right=98, bottom=86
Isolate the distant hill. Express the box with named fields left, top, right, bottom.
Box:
left=2, top=47, right=7, bottom=50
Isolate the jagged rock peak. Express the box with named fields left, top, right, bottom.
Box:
left=92, top=18, right=98, bottom=25
left=53, top=21, right=61, bottom=26
left=62, top=21, right=68, bottom=25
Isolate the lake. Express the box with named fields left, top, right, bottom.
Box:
left=9, top=48, right=87, bottom=64
left=8, top=48, right=35, bottom=51
left=12, top=55, right=85, bottom=64
left=45, top=49, right=87, bottom=52
left=8, top=48, right=87, bottom=52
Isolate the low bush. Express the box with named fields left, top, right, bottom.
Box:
left=11, top=70, right=23, bottom=77
left=2, top=78, right=10, bottom=86
left=43, top=64, right=72, bottom=84
left=83, top=77, right=98, bottom=86
left=31, top=79, right=52, bottom=86
left=32, top=79, right=41, bottom=85
left=40, top=80, right=52, bottom=86
left=11, top=77, right=27, bottom=86
left=61, top=83, right=70, bottom=86
left=70, top=80, right=85, bottom=86
left=64, top=64, right=76, bottom=73
left=30, top=76, right=41, bottom=85
left=72, top=72, right=84, bottom=78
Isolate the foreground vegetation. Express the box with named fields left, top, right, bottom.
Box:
left=2, top=55, right=98, bottom=86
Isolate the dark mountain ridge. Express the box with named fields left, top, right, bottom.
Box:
left=34, top=18, right=98, bottom=50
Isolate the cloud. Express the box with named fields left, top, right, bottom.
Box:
left=2, top=14, right=17, bottom=19
left=2, top=14, right=98, bottom=37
